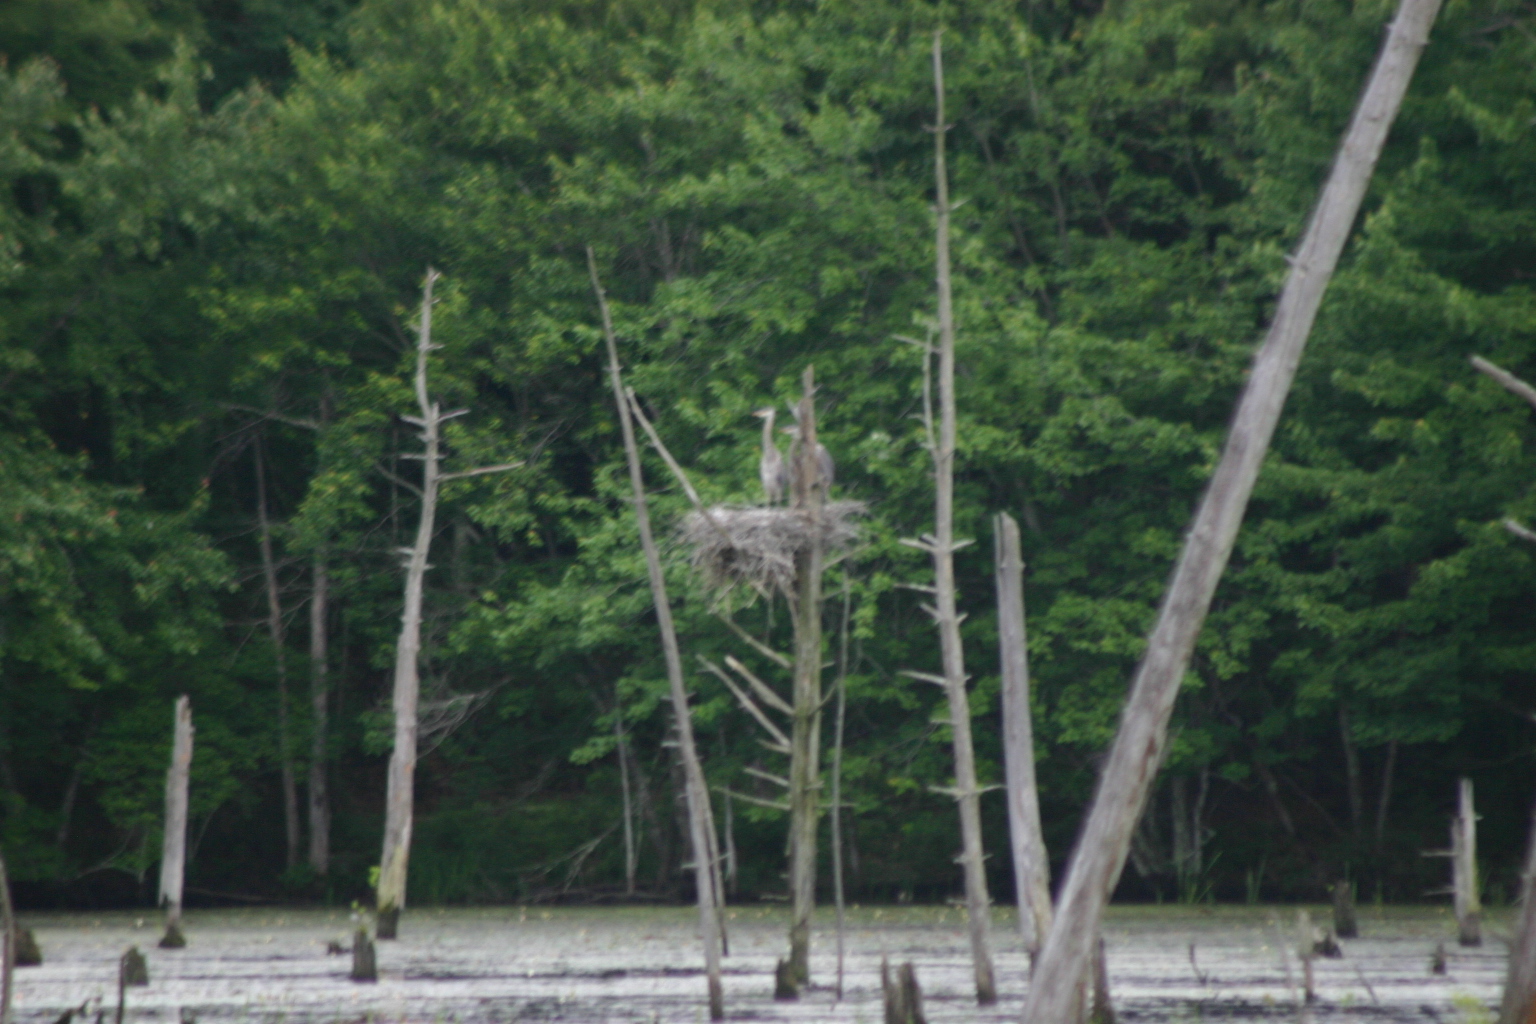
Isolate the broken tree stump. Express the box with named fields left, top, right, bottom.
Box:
left=14, top=929, right=40, bottom=967
left=350, top=927, right=377, bottom=983
left=121, top=947, right=148, bottom=986
left=882, top=958, right=926, bottom=1024
left=1090, top=938, right=1116, bottom=1024
left=158, top=696, right=193, bottom=950
left=1332, top=879, right=1358, bottom=939
left=773, top=957, right=798, bottom=1000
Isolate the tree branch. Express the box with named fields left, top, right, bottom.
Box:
left=1473, top=356, right=1536, bottom=412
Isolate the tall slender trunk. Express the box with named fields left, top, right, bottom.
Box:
left=831, top=576, right=852, bottom=999
left=616, top=692, right=637, bottom=897
left=1454, top=778, right=1480, bottom=947
left=377, top=271, right=445, bottom=938
left=255, top=446, right=300, bottom=873
left=996, top=513, right=1051, bottom=959
left=591, top=249, right=723, bottom=1019
left=1374, top=739, right=1396, bottom=853
left=1340, top=707, right=1362, bottom=839
left=1020, top=2, right=1441, bottom=1016
left=158, top=696, right=193, bottom=947
left=308, top=552, right=331, bottom=876
left=1, top=844, right=14, bottom=1024
left=787, top=366, right=825, bottom=986
left=1499, top=795, right=1536, bottom=1024
left=927, top=30, right=996, bottom=1005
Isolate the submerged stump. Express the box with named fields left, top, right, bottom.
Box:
left=773, top=957, right=798, bottom=1000
left=351, top=927, right=377, bottom=983
left=881, top=958, right=926, bottom=1024
left=15, top=926, right=42, bottom=966
left=1332, top=879, right=1358, bottom=939
left=120, top=946, right=148, bottom=986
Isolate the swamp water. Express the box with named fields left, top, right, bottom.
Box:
left=8, top=904, right=1504, bottom=1023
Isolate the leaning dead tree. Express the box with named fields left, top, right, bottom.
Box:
left=995, top=513, right=1052, bottom=959
left=1471, top=354, right=1536, bottom=1024
left=900, top=30, right=996, bottom=1005
left=158, top=696, right=193, bottom=949
left=589, top=249, right=724, bottom=1020
left=1020, top=1, right=1442, bottom=1018
left=376, top=269, right=520, bottom=939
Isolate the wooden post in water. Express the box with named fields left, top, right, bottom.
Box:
left=158, top=696, right=193, bottom=949
left=1331, top=879, right=1357, bottom=939
left=995, top=513, right=1052, bottom=960
left=1453, top=778, right=1480, bottom=947
left=589, top=248, right=724, bottom=1020
left=1018, top=0, right=1442, bottom=1017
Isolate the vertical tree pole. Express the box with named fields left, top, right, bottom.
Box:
left=1020, top=1, right=1441, bottom=1018
left=995, top=513, right=1052, bottom=960
left=1453, top=778, right=1480, bottom=947
left=910, top=29, right=997, bottom=1005
left=308, top=551, right=331, bottom=876
left=158, top=696, right=193, bottom=949
left=831, top=576, right=852, bottom=999
left=254, top=443, right=301, bottom=872
left=589, top=248, right=724, bottom=1020
left=377, top=269, right=518, bottom=938
left=1, top=847, right=14, bottom=1024
left=787, top=365, right=825, bottom=986
left=616, top=690, right=638, bottom=897
left=1500, top=798, right=1536, bottom=1024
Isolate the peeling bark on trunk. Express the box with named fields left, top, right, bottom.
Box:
left=924, top=32, right=996, bottom=1005
left=1019, top=2, right=1441, bottom=1016
left=590, top=249, right=723, bottom=1019
left=255, top=446, right=300, bottom=873
left=995, top=513, right=1051, bottom=960
left=158, top=696, right=193, bottom=948
left=308, top=552, right=331, bottom=876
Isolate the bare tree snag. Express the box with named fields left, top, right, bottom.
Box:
left=1498, top=798, right=1536, bottom=1024
left=255, top=443, right=301, bottom=872
left=882, top=959, right=928, bottom=1024
left=1019, top=1, right=1442, bottom=1017
left=1472, top=356, right=1536, bottom=543
left=996, top=513, right=1052, bottom=960
left=158, top=696, right=193, bottom=949
left=910, top=29, right=997, bottom=1005
left=1454, top=778, right=1480, bottom=947
left=788, top=365, right=826, bottom=986
left=1, top=848, right=13, bottom=1024
left=589, top=248, right=724, bottom=1020
left=308, top=552, right=331, bottom=876
left=832, top=575, right=852, bottom=999
left=616, top=688, right=638, bottom=897
left=376, top=269, right=519, bottom=939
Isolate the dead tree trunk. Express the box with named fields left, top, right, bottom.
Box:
left=1498, top=796, right=1536, bottom=1024
left=590, top=249, right=723, bottom=1020
left=1454, top=777, right=1480, bottom=947
left=1, top=847, right=13, bottom=1024
left=377, top=269, right=518, bottom=939
left=832, top=575, right=852, bottom=999
left=616, top=690, right=638, bottom=897
left=308, top=551, right=331, bottom=876
left=158, top=696, right=193, bottom=949
left=995, top=513, right=1052, bottom=959
left=1019, top=1, right=1441, bottom=1016
left=787, top=365, right=826, bottom=986
left=255, top=445, right=300, bottom=872
left=908, top=31, right=997, bottom=1005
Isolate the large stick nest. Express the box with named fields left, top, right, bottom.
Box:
left=681, top=501, right=865, bottom=594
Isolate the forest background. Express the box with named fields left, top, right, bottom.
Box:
left=2, top=0, right=1534, bottom=913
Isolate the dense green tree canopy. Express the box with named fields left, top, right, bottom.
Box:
left=1, top=0, right=1534, bottom=909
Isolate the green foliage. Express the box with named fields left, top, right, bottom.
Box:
left=2, top=0, right=1535, bottom=908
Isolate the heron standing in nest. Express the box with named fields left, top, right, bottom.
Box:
left=782, top=422, right=834, bottom=494
left=753, top=407, right=790, bottom=505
